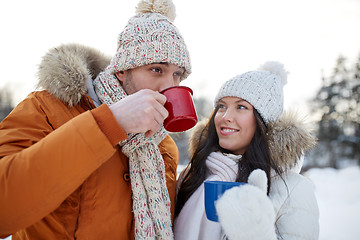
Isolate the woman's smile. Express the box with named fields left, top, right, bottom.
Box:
left=220, top=127, right=239, bottom=135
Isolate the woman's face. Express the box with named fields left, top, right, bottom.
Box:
left=214, top=96, right=257, bottom=155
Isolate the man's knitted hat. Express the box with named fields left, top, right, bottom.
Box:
left=108, top=0, right=191, bottom=80
left=214, top=61, right=288, bottom=124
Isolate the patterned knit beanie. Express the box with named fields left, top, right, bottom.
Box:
left=214, top=61, right=288, bottom=124
left=107, top=0, right=191, bottom=80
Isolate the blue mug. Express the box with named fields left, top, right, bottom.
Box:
left=204, top=180, right=245, bottom=222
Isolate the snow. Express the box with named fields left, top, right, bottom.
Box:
left=305, top=166, right=360, bottom=240
left=4, top=166, right=360, bottom=240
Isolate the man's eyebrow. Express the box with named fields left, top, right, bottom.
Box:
left=155, top=62, right=185, bottom=72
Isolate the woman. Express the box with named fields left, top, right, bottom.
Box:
left=174, top=62, right=319, bottom=240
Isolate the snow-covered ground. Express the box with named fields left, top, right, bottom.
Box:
left=305, top=166, right=360, bottom=240
left=4, top=166, right=360, bottom=240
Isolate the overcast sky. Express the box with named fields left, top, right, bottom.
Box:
left=1, top=0, right=360, bottom=115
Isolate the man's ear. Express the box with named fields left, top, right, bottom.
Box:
left=114, top=71, right=125, bottom=82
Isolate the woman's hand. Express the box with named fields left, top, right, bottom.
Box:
left=215, top=169, right=277, bottom=240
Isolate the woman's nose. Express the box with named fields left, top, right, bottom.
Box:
left=222, top=109, right=234, bottom=122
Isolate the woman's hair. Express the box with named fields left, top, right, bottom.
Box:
left=175, top=105, right=284, bottom=217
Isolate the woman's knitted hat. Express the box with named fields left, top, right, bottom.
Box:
left=214, top=61, right=288, bottom=124
left=108, top=0, right=191, bottom=80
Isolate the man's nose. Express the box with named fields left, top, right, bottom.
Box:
left=159, top=75, right=177, bottom=91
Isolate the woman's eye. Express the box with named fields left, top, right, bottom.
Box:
left=218, top=104, right=226, bottom=109
left=238, top=105, right=247, bottom=110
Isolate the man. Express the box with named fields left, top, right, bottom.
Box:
left=0, top=0, right=191, bottom=239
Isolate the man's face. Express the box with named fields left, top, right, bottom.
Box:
left=115, top=63, right=185, bottom=94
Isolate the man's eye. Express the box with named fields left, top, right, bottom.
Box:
left=173, top=72, right=183, bottom=77
left=151, top=68, right=161, bottom=73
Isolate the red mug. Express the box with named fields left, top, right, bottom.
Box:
left=161, top=86, right=198, bottom=132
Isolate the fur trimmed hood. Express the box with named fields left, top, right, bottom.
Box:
left=188, top=111, right=317, bottom=170
left=37, top=43, right=111, bottom=107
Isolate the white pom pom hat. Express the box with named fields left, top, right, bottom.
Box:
left=214, top=61, right=288, bottom=124
left=108, top=0, right=191, bottom=80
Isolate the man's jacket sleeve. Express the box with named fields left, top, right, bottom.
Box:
left=0, top=94, right=118, bottom=235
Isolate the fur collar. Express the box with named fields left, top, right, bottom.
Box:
left=188, top=111, right=317, bottom=170
left=37, top=43, right=111, bottom=107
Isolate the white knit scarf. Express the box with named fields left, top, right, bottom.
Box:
left=93, top=70, right=173, bottom=240
left=174, top=151, right=241, bottom=240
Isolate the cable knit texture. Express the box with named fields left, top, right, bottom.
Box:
left=93, top=70, right=172, bottom=239
left=108, top=0, right=191, bottom=80
left=214, top=61, right=288, bottom=124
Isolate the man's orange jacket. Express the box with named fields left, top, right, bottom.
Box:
left=0, top=44, right=179, bottom=239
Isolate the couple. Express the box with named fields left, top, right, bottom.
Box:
left=0, top=0, right=319, bottom=239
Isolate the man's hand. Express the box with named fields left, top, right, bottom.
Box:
left=109, top=89, right=168, bottom=137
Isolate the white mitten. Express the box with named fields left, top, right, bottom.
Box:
left=215, top=169, right=277, bottom=240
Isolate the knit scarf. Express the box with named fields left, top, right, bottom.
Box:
left=174, top=152, right=240, bottom=240
left=93, top=70, right=173, bottom=240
